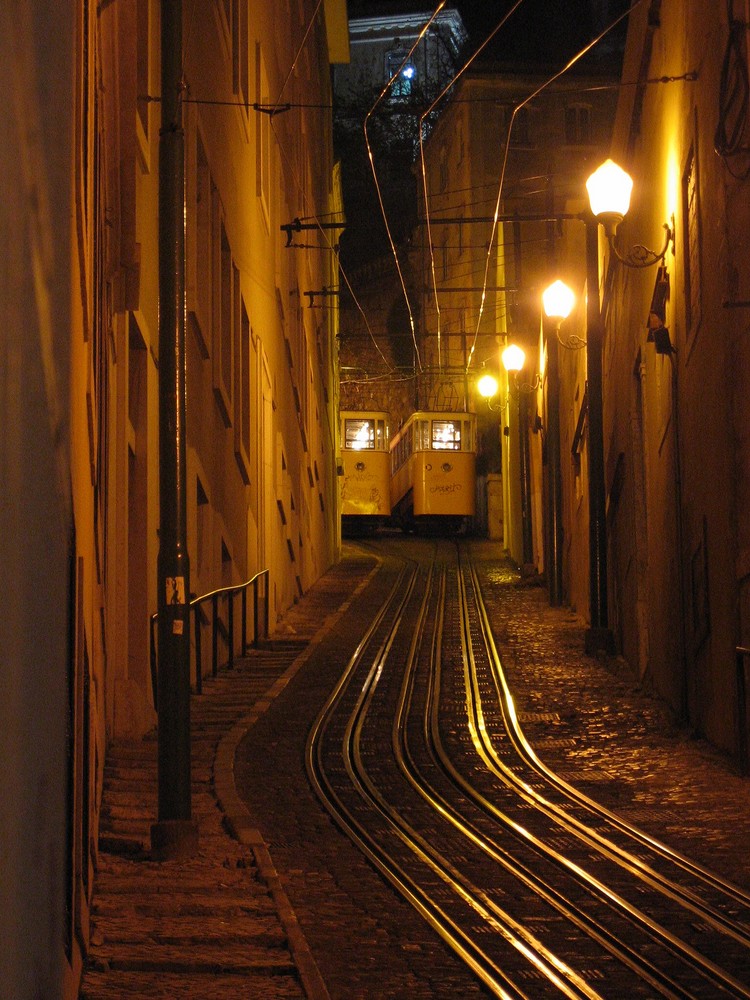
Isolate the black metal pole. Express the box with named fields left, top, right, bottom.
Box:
left=584, top=213, right=613, bottom=654
left=545, top=323, right=564, bottom=605
left=518, top=390, right=534, bottom=572
left=151, top=0, right=198, bottom=860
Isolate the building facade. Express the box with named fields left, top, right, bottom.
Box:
left=1, top=2, right=348, bottom=997
left=600, top=0, right=750, bottom=754
left=334, top=2, right=467, bottom=103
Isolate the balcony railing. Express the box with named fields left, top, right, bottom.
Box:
left=150, top=570, right=270, bottom=708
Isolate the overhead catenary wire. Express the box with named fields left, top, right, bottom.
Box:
left=363, top=5, right=454, bottom=375
left=464, top=0, right=649, bottom=376
left=418, top=0, right=529, bottom=371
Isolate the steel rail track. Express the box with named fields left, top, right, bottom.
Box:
left=306, top=549, right=603, bottom=998
left=461, top=545, right=750, bottom=915
left=438, top=547, right=750, bottom=997
left=454, top=546, right=750, bottom=955
left=392, top=564, right=697, bottom=998
left=304, top=540, right=750, bottom=998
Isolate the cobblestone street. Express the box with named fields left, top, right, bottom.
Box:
left=81, top=539, right=750, bottom=998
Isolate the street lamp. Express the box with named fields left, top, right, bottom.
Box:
left=477, top=372, right=500, bottom=404
left=583, top=159, right=672, bottom=654
left=542, top=279, right=576, bottom=324
left=152, top=0, right=199, bottom=860
left=502, top=343, right=525, bottom=374
left=587, top=159, right=674, bottom=266
left=542, top=280, right=574, bottom=608
left=502, top=343, right=535, bottom=574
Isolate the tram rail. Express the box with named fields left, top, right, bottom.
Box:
left=305, top=540, right=750, bottom=998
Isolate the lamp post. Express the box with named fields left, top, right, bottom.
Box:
left=151, top=0, right=199, bottom=860
left=542, top=280, right=575, bottom=607
left=582, top=195, right=613, bottom=653
left=502, top=344, right=535, bottom=574
left=582, top=159, right=673, bottom=654
left=582, top=160, right=637, bottom=653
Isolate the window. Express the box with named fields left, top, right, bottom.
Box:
left=386, top=48, right=416, bottom=99
left=505, top=106, right=530, bottom=146
left=683, top=141, right=702, bottom=345
left=187, top=133, right=212, bottom=355
left=345, top=418, right=375, bottom=450
left=232, top=0, right=249, bottom=111
left=256, top=44, right=271, bottom=222
left=212, top=209, right=234, bottom=425
left=565, top=104, right=591, bottom=144
left=234, top=295, right=251, bottom=483
left=136, top=0, right=150, bottom=139
left=432, top=420, right=461, bottom=450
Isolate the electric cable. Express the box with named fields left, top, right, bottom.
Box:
left=464, top=0, right=647, bottom=376
left=418, top=0, right=529, bottom=370
left=363, top=4, right=452, bottom=375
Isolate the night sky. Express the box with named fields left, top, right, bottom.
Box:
left=346, top=0, right=632, bottom=68
left=457, top=0, right=631, bottom=66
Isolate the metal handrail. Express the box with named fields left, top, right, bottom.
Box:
left=737, top=646, right=750, bottom=776
left=150, top=569, right=270, bottom=707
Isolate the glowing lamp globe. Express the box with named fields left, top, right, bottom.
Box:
left=586, top=159, right=633, bottom=236
left=477, top=373, right=499, bottom=399
left=501, top=344, right=525, bottom=373
left=542, top=280, right=575, bottom=322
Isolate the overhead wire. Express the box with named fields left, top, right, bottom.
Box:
left=363, top=4, right=452, bottom=375
left=418, top=0, right=529, bottom=370
left=464, top=0, right=648, bottom=376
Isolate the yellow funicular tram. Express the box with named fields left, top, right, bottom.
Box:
left=339, top=410, right=391, bottom=535
left=390, top=410, right=476, bottom=534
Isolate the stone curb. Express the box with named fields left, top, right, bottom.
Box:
left=212, top=552, right=381, bottom=1000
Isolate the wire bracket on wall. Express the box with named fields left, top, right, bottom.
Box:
left=304, top=287, right=340, bottom=307
left=253, top=103, right=291, bottom=116
left=281, top=217, right=346, bottom=247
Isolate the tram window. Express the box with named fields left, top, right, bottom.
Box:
left=463, top=420, right=473, bottom=450
left=432, top=420, right=460, bottom=450
left=375, top=420, right=386, bottom=449
left=345, top=418, right=374, bottom=450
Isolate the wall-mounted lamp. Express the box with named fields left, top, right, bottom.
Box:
left=542, top=279, right=575, bottom=324
left=477, top=371, right=502, bottom=411
left=501, top=343, right=526, bottom=373
left=542, top=280, right=584, bottom=350
left=502, top=344, right=541, bottom=393
left=477, top=372, right=499, bottom=399
left=586, top=159, right=674, bottom=269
